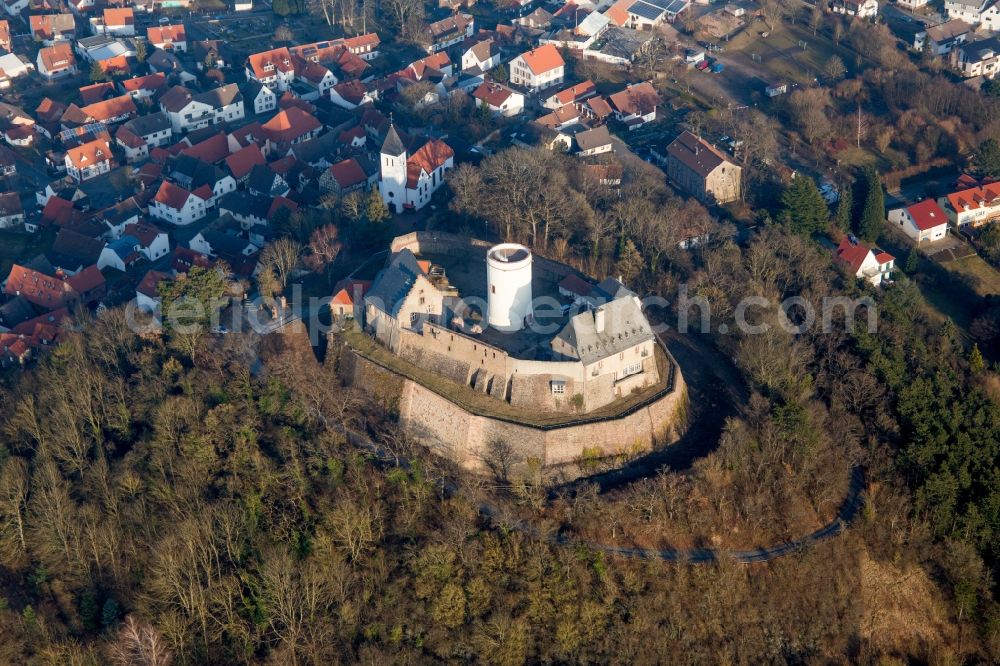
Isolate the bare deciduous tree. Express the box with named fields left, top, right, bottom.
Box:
left=107, top=615, right=173, bottom=666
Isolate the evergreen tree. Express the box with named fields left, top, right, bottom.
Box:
left=89, top=61, right=105, bottom=83
left=833, top=185, right=852, bottom=230
left=135, top=38, right=147, bottom=63
left=857, top=167, right=884, bottom=243
left=905, top=247, right=919, bottom=273
left=780, top=176, right=829, bottom=235
left=79, top=591, right=99, bottom=632
left=272, top=0, right=291, bottom=16
left=970, top=343, right=985, bottom=374
left=101, top=598, right=120, bottom=630
left=974, top=138, right=1000, bottom=178
left=494, top=62, right=509, bottom=83
left=365, top=188, right=390, bottom=224
left=615, top=238, right=644, bottom=284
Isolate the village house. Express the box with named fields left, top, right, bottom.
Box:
left=543, top=80, right=597, bottom=110
left=120, top=72, right=168, bottom=102
left=225, top=143, right=266, bottom=183
left=0, top=19, right=9, bottom=51
left=608, top=81, right=662, bottom=130
left=939, top=182, right=1000, bottom=227
left=320, top=157, right=376, bottom=195
left=0, top=192, right=24, bottom=229
left=575, top=125, right=614, bottom=156
left=150, top=180, right=210, bottom=225
left=604, top=0, right=690, bottom=30
left=913, top=19, right=970, bottom=55
left=246, top=81, right=279, bottom=115
left=330, top=279, right=370, bottom=320
left=29, top=13, right=75, bottom=44
left=123, top=221, right=170, bottom=261
left=5, top=264, right=105, bottom=312
left=260, top=106, right=323, bottom=153
left=379, top=124, right=455, bottom=213
left=246, top=47, right=296, bottom=92
left=461, top=38, right=500, bottom=73
left=65, top=137, right=113, bottom=182
left=510, top=44, right=565, bottom=92
left=829, top=0, right=879, bottom=18
left=330, top=80, right=376, bottom=109
left=834, top=237, right=894, bottom=287
left=423, top=13, right=474, bottom=53
left=887, top=200, right=950, bottom=244
left=37, top=42, right=77, bottom=79
left=148, top=24, right=186, bottom=52
left=135, top=269, right=170, bottom=312
left=159, top=83, right=245, bottom=133
left=90, top=7, right=135, bottom=36
left=951, top=36, right=1000, bottom=78
left=662, top=131, right=741, bottom=204
left=115, top=112, right=172, bottom=162
left=0, top=53, right=34, bottom=87
left=944, top=0, right=999, bottom=28
left=472, top=82, right=525, bottom=117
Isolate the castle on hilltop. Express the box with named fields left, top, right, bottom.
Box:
left=361, top=236, right=660, bottom=413
left=342, top=232, right=686, bottom=477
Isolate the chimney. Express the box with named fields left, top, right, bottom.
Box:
left=594, top=306, right=605, bottom=334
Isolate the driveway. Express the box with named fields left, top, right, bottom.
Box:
left=921, top=234, right=976, bottom=263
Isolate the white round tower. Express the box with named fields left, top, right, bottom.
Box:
left=487, top=243, right=533, bottom=332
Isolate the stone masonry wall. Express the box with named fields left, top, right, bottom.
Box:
left=348, top=351, right=687, bottom=479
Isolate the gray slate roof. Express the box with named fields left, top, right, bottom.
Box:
left=365, top=249, right=425, bottom=318
left=554, top=294, right=653, bottom=365
left=381, top=123, right=406, bottom=157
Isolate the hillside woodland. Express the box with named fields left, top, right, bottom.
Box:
left=0, top=140, right=997, bottom=663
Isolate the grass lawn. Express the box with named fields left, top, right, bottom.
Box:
left=344, top=327, right=675, bottom=428
left=941, top=254, right=1000, bottom=297
left=725, top=23, right=862, bottom=88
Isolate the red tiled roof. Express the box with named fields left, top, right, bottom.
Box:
left=268, top=196, right=298, bottom=219
left=558, top=273, right=593, bottom=297
left=605, top=0, right=631, bottom=26
left=79, top=81, right=115, bottom=105
left=115, top=125, right=144, bottom=148
left=124, top=221, right=163, bottom=246
left=121, top=72, right=166, bottom=93
left=181, top=132, right=230, bottom=163
left=835, top=238, right=872, bottom=274
left=261, top=106, right=321, bottom=144
left=154, top=181, right=197, bottom=209
left=945, top=182, right=1000, bottom=214
left=327, top=158, right=367, bottom=189
left=517, top=43, right=564, bottom=75
left=225, top=143, right=265, bottom=180
left=147, top=24, right=185, bottom=44
left=552, top=80, right=596, bottom=106
left=406, top=139, right=453, bottom=189
left=905, top=199, right=948, bottom=231
left=172, top=247, right=215, bottom=274
left=103, top=8, right=134, bottom=26
left=66, top=264, right=105, bottom=295
left=4, top=264, right=74, bottom=309
left=331, top=279, right=370, bottom=305
left=247, top=47, right=294, bottom=79
left=81, top=94, right=136, bottom=122
left=38, top=43, right=75, bottom=73
left=36, top=97, right=67, bottom=123
left=608, top=81, right=661, bottom=116
left=473, top=82, right=517, bottom=107
left=136, top=269, right=171, bottom=298
left=66, top=137, right=112, bottom=170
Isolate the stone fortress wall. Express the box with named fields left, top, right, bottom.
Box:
left=347, top=351, right=687, bottom=476
left=346, top=232, right=689, bottom=477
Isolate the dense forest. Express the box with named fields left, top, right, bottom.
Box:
left=0, top=140, right=996, bottom=663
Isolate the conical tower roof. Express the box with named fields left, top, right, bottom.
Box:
left=381, top=123, right=406, bottom=157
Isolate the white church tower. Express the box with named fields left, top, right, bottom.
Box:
left=379, top=123, right=407, bottom=214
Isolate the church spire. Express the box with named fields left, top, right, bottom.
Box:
left=381, top=121, right=405, bottom=157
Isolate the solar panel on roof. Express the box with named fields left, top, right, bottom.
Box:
left=627, top=0, right=666, bottom=21
left=639, top=0, right=687, bottom=12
